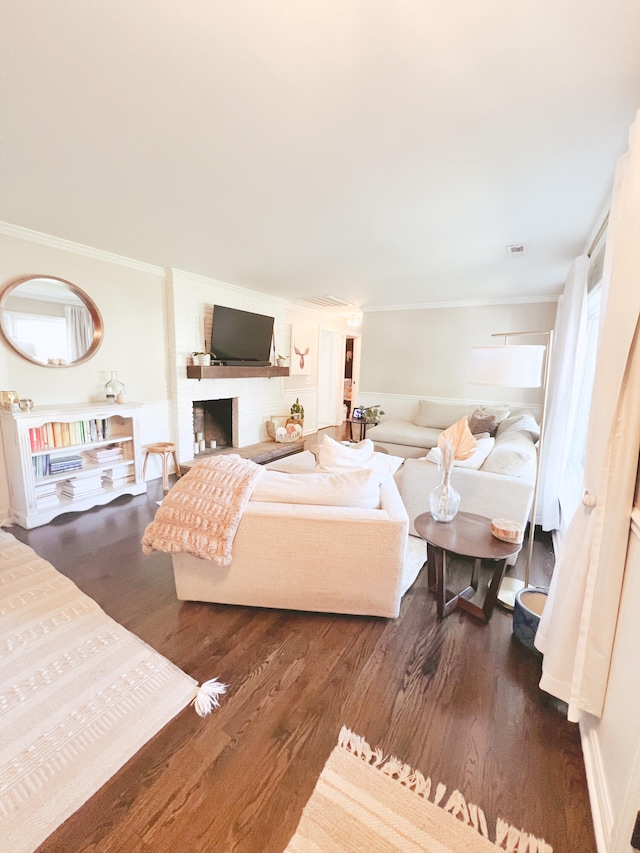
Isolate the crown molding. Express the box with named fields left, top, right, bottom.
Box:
left=0, top=221, right=164, bottom=276
left=363, top=294, right=559, bottom=313
left=170, top=267, right=295, bottom=310
left=171, top=268, right=336, bottom=316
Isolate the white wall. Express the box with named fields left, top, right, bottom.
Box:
left=167, top=269, right=346, bottom=462
left=0, top=229, right=171, bottom=517
left=0, top=225, right=349, bottom=524
left=581, top=511, right=640, bottom=852
left=357, top=301, right=557, bottom=417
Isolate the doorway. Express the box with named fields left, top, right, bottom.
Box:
left=344, top=335, right=361, bottom=420
left=317, top=329, right=339, bottom=428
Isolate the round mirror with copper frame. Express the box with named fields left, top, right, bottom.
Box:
left=0, top=275, right=104, bottom=367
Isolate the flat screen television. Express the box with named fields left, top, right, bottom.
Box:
left=209, top=305, right=274, bottom=366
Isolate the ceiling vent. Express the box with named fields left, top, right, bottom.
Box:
left=505, top=244, right=527, bottom=258
left=302, top=294, right=354, bottom=308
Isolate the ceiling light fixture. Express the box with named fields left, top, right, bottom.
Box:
left=345, top=312, right=362, bottom=328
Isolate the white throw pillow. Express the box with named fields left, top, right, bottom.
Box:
left=250, top=468, right=380, bottom=509
left=414, top=399, right=470, bottom=429
left=316, top=434, right=403, bottom=481
left=496, top=412, right=540, bottom=440
left=426, top=437, right=495, bottom=470
left=316, top=435, right=375, bottom=470
left=480, top=433, right=536, bottom=478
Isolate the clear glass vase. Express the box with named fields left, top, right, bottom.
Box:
left=105, top=371, right=125, bottom=403
left=429, top=467, right=460, bottom=522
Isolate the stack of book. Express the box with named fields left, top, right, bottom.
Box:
left=59, top=475, right=104, bottom=500
left=85, top=444, right=124, bottom=464
left=102, top=463, right=133, bottom=488
left=48, top=455, right=83, bottom=475
left=34, top=481, right=59, bottom=506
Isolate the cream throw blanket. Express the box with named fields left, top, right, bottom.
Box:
left=142, top=455, right=262, bottom=565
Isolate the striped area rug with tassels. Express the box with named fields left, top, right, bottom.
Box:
left=285, top=726, right=552, bottom=852
left=0, top=530, right=224, bottom=853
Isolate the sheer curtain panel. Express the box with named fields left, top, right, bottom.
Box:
left=535, top=109, right=640, bottom=722
left=537, top=255, right=589, bottom=531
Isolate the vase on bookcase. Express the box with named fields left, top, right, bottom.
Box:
left=105, top=371, right=125, bottom=404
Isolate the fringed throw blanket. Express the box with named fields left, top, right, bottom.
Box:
left=285, top=727, right=553, bottom=852
left=142, top=455, right=263, bottom=565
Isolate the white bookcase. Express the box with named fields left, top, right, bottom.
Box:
left=0, top=401, right=147, bottom=529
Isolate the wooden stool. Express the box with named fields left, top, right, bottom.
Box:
left=143, top=442, right=181, bottom=491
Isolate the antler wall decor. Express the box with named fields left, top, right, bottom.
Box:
left=294, top=345, right=309, bottom=369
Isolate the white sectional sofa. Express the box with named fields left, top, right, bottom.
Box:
left=392, top=405, right=540, bottom=564
left=169, top=408, right=539, bottom=614
left=365, top=399, right=509, bottom=458
left=172, top=474, right=419, bottom=618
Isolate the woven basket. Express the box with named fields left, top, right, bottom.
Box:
left=266, top=415, right=288, bottom=440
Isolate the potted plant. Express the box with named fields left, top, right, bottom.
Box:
left=363, top=404, right=384, bottom=423
left=276, top=354, right=288, bottom=368
left=192, top=351, right=211, bottom=366
left=289, top=398, right=304, bottom=421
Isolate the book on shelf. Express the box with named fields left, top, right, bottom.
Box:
left=35, top=481, right=59, bottom=505
left=32, top=456, right=50, bottom=477
left=102, top=469, right=134, bottom=486
left=59, top=475, right=104, bottom=499
left=48, top=455, right=83, bottom=474
left=85, top=444, right=124, bottom=463
left=31, top=418, right=114, bottom=449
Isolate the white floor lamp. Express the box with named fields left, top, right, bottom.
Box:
left=469, top=330, right=553, bottom=610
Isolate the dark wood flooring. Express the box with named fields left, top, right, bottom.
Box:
left=6, top=444, right=596, bottom=852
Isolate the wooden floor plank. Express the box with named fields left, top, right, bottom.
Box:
left=7, top=442, right=596, bottom=853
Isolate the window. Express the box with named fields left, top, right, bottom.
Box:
left=558, top=281, right=602, bottom=535
left=4, top=312, right=69, bottom=363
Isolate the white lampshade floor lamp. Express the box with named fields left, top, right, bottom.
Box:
left=469, top=330, right=553, bottom=610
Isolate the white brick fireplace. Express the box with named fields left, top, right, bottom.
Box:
left=167, top=269, right=300, bottom=463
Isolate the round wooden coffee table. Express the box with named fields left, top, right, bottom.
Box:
left=414, top=511, right=521, bottom=621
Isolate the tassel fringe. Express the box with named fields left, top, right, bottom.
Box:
left=192, top=677, right=228, bottom=717
left=337, top=726, right=552, bottom=851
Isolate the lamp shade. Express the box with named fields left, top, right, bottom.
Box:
left=469, top=345, right=545, bottom=388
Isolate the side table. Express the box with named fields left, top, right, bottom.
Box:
left=347, top=417, right=379, bottom=441
left=414, top=511, right=521, bottom=622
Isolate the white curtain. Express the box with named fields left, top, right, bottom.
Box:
left=537, top=255, right=589, bottom=531
left=65, top=305, right=92, bottom=362
left=536, top=109, right=640, bottom=722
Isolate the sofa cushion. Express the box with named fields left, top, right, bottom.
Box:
left=317, top=435, right=374, bottom=464
left=414, top=399, right=472, bottom=429
left=366, top=419, right=441, bottom=449
left=427, top=436, right=495, bottom=470
left=468, top=405, right=511, bottom=435
left=496, top=412, right=540, bottom=440
left=480, top=431, right=536, bottom=478
left=316, top=435, right=404, bottom=480
left=251, top=468, right=380, bottom=509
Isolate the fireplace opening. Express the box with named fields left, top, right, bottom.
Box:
left=192, top=398, right=234, bottom=451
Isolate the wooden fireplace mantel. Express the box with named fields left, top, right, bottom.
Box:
left=186, top=365, right=290, bottom=380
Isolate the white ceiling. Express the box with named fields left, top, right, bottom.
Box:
left=2, top=2, right=640, bottom=310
